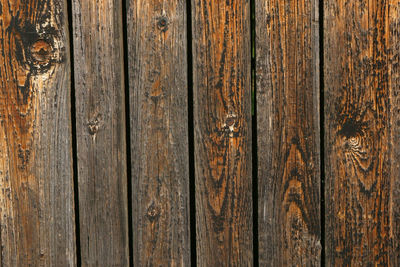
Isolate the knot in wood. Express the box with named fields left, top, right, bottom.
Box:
left=30, top=40, right=52, bottom=64
left=157, top=16, right=169, bottom=32
left=343, top=138, right=356, bottom=151
left=146, top=203, right=161, bottom=222
left=338, top=118, right=364, bottom=139
left=88, top=121, right=99, bottom=135
left=225, top=116, right=236, bottom=127
left=223, top=113, right=238, bottom=137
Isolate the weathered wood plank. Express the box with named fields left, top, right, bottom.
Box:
left=71, top=0, right=129, bottom=265
left=127, top=1, right=190, bottom=265
left=390, top=3, right=400, bottom=265
left=256, top=0, right=321, bottom=266
left=191, top=1, right=253, bottom=265
left=0, top=0, right=76, bottom=265
left=324, top=0, right=400, bottom=265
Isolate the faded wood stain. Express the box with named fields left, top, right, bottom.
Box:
left=71, top=0, right=129, bottom=265
left=128, top=0, right=191, bottom=266
left=0, top=0, right=400, bottom=266
left=0, top=0, right=75, bottom=266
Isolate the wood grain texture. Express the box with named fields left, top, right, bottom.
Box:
left=191, top=1, right=253, bottom=265
left=256, top=0, right=321, bottom=266
left=127, top=1, right=190, bottom=266
left=324, top=0, right=400, bottom=265
left=0, top=0, right=76, bottom=265
left=389, top=3, right=400, bottom=265
left=71, top=0, right=129, bottom=266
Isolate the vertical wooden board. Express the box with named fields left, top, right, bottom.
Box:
left=127, top=1, right=190, bottom=266
left=390, top=3, right=400, bottom=265
left=191, top=1, right=253, bottom=266
left=324, top=0, right=400, bottom=265
left=71, top=0, right=129, bottom=265
left=0, top=0, right=76, bottom=266
left=256, top=0, right=321, bottom=266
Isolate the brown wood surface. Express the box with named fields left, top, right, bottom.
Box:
left=256, top=0, right=321, bottom=266
left=0, top=0, right=76, bottom=265
left=127, top=0, right=190, bottom=266
left=390, top=3, right=400, bottom=266
left=324, top=0, right=400, bottom=265
left=71, top=0, right=129, bottom=265
left=191, top=1, right=253, bottom=265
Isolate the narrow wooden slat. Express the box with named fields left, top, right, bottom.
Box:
left=0, top=0, right=76, bottom=265
left=71, top=0, right=129, bottom=265
left=127, top=1, right=190, bottom=265
left=256, top=0, right=321, bottom=266
left=324, top=0, right=400, bottom=265
left=390, top=3, right=400, bottom=265
left=191, top=1, right=253, bottom=265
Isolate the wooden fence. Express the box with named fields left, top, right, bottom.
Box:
left=0, top=0, right=400, bottom=266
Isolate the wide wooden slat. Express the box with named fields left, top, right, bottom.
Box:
left=127, top=1, right=190, bottom=265
left=324, top=0, right=400, bottom=265
left=71, top=0, right=129, bottom=265
left=191, top=1, right=253, bottom=265
left=256, top=0, right=321, bottom=266
left=0, top=0, right=76, bottom=265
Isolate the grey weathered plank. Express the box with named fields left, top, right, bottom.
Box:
left=191, top=1, right=253, bottom=265
left=0, top=0, right=76, bottom=265
left=324, top=0, right=400, bottom=265
left=256, top=0, right=321, bottom=266
left=127, top=0, right=190, bottom=265
left=71, top=0, right=129, bottom=265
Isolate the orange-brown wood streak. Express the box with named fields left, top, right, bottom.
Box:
left=325, top=0, right=400, bottom=265
left=256, top=0, right=321, bottom=265
left=389, top=2, right=400, bottom=265
left=192, top=1, right=253, bottom=265
left=0, top=0, right=75, bottom=265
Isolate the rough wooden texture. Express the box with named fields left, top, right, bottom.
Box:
left=191, top=1, right=253, bottom=265
left=324, top=0, right=400, bottom=265
left=127, top=0, right=190, bottom=265
left=71, top=0, right=129, bottom=265
left=0, top=0, right=76, bottom=265
left=256, top=0, right=321, bottom=266
left=390, top=3, right=400, bottom=265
